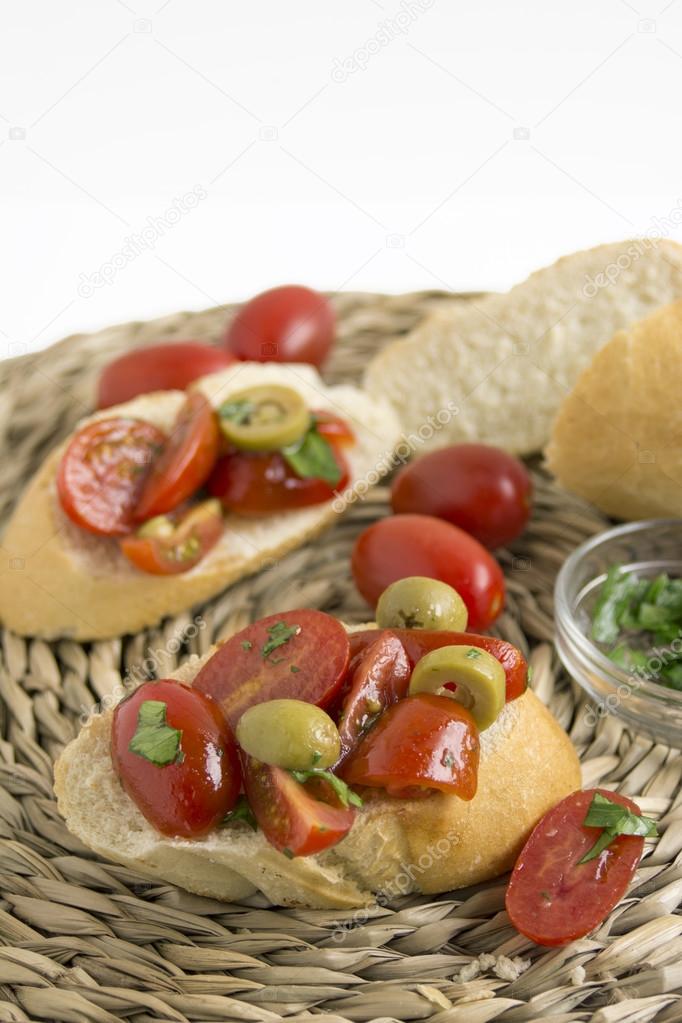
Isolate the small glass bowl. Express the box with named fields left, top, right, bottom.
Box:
left=554, top=519, right=682, bottom=748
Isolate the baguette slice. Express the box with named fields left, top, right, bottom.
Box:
left=547, top=300, right=682, bottom=519
left=0, top=364, right=401, bottom=640
left=365, top=240, right=682, bottom=455
left=54, top=638, right=581, bottom=909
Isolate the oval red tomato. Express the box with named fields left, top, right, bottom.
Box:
left=351, top=515, right=505, bottom=631
left=224, top=285, right=335, bottom=367
left=120, top=499, right=223, bottom=575
left=193, top=610, right=350, bottom=727
left=57, top=417, right=166, bottom=536
left=112, top=679, right=241, bottom=838
left=506, top=788, right=646, bottom=946
left=97, top=342, right=235, bottom=409
left=391, top=445, right=532, bottom=549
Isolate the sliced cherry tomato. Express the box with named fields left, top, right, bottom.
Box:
left=352, top=515, right=505, bottom=631
left=207, top=444, right=350, bottom=515
left=120, top=499, right=223, bottom=575
left=112, top=679, right=241, bottom=838
left=336, top=632, right=411, bottom=764
left=340, top=693, right=480, bottom=799
left=313, top=411, right=355, bottom=445
left=391, top=444, right=532, bottom=549
left=97, top=342, right=235, bottom=409
left=193, top=610, right=350, bottom=727
left=242, top=755, right=355, bottom=856
left=224, top=285, right=335, bottom=367
left=57, top=417, right=166, bottom=536
left=348, top=628, right=528, bottom=702
left=506, top=788, right=646, bottom=946
left=134, top=393, right=219, bottom=520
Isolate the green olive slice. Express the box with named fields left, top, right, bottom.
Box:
left=218, top=385, right=309, bottom=451
left=235, top=698, right=341, bottom=770
left=376, top=576, right=468, bottom=632
left=408, top=645, right=505, bottom=731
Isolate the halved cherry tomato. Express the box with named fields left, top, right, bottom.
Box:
left=348, top=628, right=528, bottom=702
left=193, top=610, right=350, bottom=727
left=207, top=445, right=350, bottom=516
left=120, top=499, right=223, bottom=575
left=352, top=515, right=505, bottom=631
left=340, top=693, right=480, bottom=799
left=506, top=789, right=646, bottom=947
left=97, top=342, right=235, bottom=409
left=336, top=632, right=411, bottom=764
left=313, top=411, right=355, bottom=445
left=57, top=417, right=166, bottom=536
left=224, top=285, right=335, bottom=367
left=242, top=755, right=355, bottom=856
left=134, top=393, right=219, bottom=520
left=112, top=679, right=241, bottom=838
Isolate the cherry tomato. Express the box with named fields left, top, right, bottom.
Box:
left=112, top=679, right=241, bottom=838
left=242, top=755, right=355, bottom=856
left=120, top=499, right=223, bottom=575
left=340, top=693, right=479, bottom=799
left=352, top=515, right=505, bottom=631
left=336, top=632, right=411, bottom=764
left=193, top=610, right=350, bottom=727
left=97, top=342, right=235, bottom=409
left=391, top=444, right=532, bottom=549
left=224, top=285, right=335, bottom=367
left=57, top=417, right=166, bottom=537
left=506, top=789, right=646, bottom=946
left=134, top=393, right=219, bottom=520
left=313, top=411, right=355, bottom=445
left=348, top=628, right=528, bottom=702
left=207, top=445, right=350, bottom=516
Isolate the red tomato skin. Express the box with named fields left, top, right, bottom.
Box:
left=506, top=788, right=645, bottom=947
left=351, top=514, right=505, bottom=631
left=336, top=632, right=411, bottom=764
left=313, top=411, right=355, bottom=445
left=97, top=342, right=235, bottom=409
left=242, top=756, right=355, bottom=856
left=193, top=610, right=350, bottom=728
left=340, top=693, right=480, bottom=799
left=112, top=680, right=241, bottom=838
left=134, top=393, right=219, bottom=520
left=225, top=285, right=335, bottom=367
left=120, top=502, right=224, bottom=575
left=57, top=418, right=166, bottom=536
left=348, top=628, right=528, bottom=702
left=391, top=444, right=532, bottom=549
left=207, top=445, right=350, bottom=515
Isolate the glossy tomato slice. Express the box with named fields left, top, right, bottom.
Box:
left=207, top=444, right=350, bottom=515
left=337, top=632, right=411, bottom=764
left=340, top=693, right=480, bottom=799
left=120, top=499, right=223, bottom=575
left=134, top=393, right=219, bottom=520
left=97, top=341, right=235, bottom=409
left=57, top=417, right=166, bottom=536
left=242, top=755, right=355, bottom=856
left=193, top=610, right=350, bottom=727
left=348, top=628, right=528, bottom=702
left=112, top=679, right=241, bottom=837
left=313, top=411, right=355, bottom=445
left=506, top=788, right=646, bottom=946
left=224, top=285, right=335, bottom=367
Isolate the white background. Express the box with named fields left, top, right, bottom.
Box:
left=2, top=0, right=682, bottom=360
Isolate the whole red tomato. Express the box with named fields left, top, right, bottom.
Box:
left=224, top=285, right=335, bottom=367
left=391, top=444, right=532, bottom=549
left=97, top=342, right=235, bottom=409
left=351, top=514, right=505, bottom=630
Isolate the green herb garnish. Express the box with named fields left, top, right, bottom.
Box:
left=128, top=700, right=183, bottom=766
left=579, top=792, right=657, bottom=863
left=219, top=398, right=254, bottom=425
left=466, top=648, right=482, bottom=659
left=290, top=664, right=301, bottom=673
left=241, top=640, right=253, bottom=651
left=282, top=426, right=341, bottom=487
left=262, top=621, right=301, bottom=659
left=291, top=769, right=363, bottom=809
left=222, top=795, right=257, bottom=831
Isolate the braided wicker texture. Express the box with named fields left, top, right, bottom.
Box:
left=0, top=293, right=681, bottom=1023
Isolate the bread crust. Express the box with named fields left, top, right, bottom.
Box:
left=54, top=641, right=581, bottom=908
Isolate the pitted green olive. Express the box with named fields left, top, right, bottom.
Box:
left=376, top=576, right=468, bottom=632
left=235, top=699, right=341, bottom=770
left=408, top=644, right=505, bottom=731
left=218, top=385, right=309, bottom=451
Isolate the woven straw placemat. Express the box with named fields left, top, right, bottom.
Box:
left=0, top=292, right=681, bottom=1023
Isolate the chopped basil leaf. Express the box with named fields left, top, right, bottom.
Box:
left=241, top=640, right=253, bottom=651
left=128, top=699, right=182, bottom=766
left=290, top=664, right=301, bottom=673
left=466, top=649, right=482, bottom=659
left=291, top=768, right=363, bottom=809
left=282, top=847, right=295, bottom=859
left=282, top=426, right=341, bottom=487
left=262, top=621, right=301, bottom=659
left=222, top=795, right=257, bottom=831
left=579, top=791, right=657, bottom=863
left=219, top=398, right=254, bottom=425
